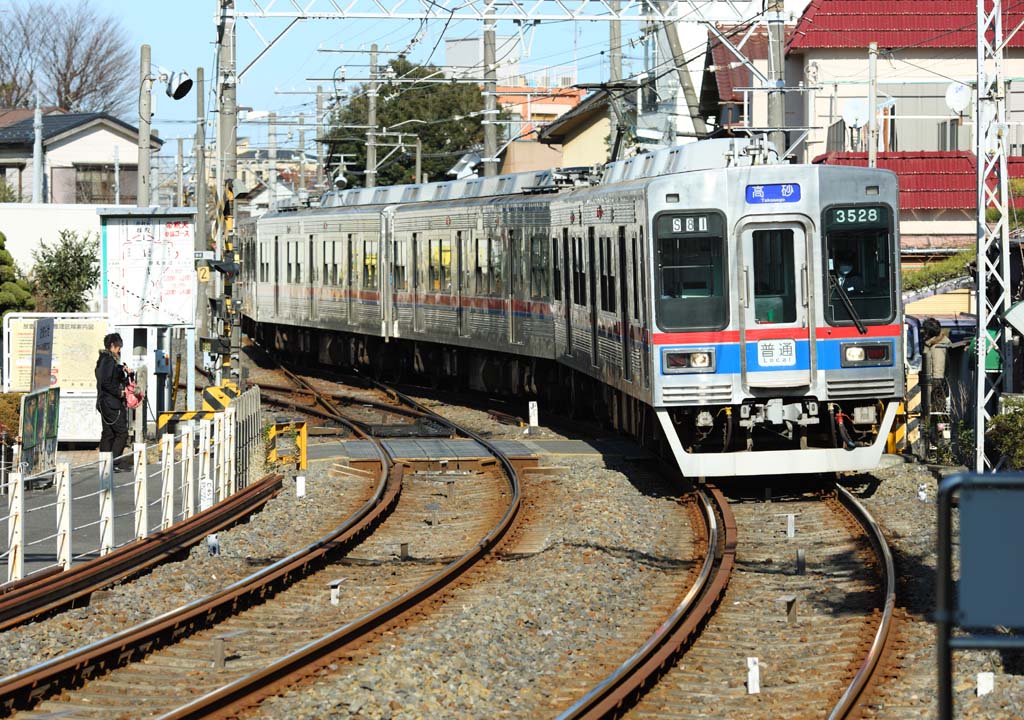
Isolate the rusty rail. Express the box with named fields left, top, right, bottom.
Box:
left=0, top=473, right=283, bottom=632
left=827, top=483, right=896, bottom=719
left=556, top=483, right=736, bottom=719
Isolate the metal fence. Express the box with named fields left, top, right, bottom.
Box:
left=1, top=387, right=262, bottom=583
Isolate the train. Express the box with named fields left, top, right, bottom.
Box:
left=238, top=137, right=904, bottom=478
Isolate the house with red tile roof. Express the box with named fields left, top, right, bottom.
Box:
left=703, top=1, right=1024, bottom=259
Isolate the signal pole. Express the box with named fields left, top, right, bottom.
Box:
left=367, top=44, right=378, bottom=188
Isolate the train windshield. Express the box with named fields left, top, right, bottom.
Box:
left=823, top=206, right=894, bottom=325
left=655, top=213, right=727, bottom=330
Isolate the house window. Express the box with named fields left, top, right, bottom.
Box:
left=73, top=164, right=138, bottom=204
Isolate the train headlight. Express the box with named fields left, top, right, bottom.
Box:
left=841, top=342, right=892, bottom=367
left=663, top=348, right=716, bottom=374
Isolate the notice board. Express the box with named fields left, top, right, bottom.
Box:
left=101, top=212, right=197, bottom=326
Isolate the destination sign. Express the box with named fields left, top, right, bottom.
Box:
left=745, top=183, right=801, bottom=204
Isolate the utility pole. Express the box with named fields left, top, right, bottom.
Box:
left=656, top=1, right=706, bottom=139
left=176, top=138, right=184, bottom=205
left=298, top=113, right=306, bottom=193
left=972, top=0, right=1013, bottom=474
left=196, top=66, right=207, bottom=255
left=269, top=112, right=277, bottom=209
left=138, top=44, right=152, bottom=206
left=483, top=9, right=498, bottom=176
left=609, top=0, right=622, bottom=155
left=868, top=42, right=878, bottom=168
left=316, top=85, right=324, bottom=189
left=215, top=0, right=239, bottom=388
left=766, top=0, right=786, bottom=157
left=367, top=44, right=378, bottom=188
left=415, top=136, right=422, bottom=184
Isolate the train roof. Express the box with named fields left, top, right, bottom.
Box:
left=313, top=138, right=785, bottom=210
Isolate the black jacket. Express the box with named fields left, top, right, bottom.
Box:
left=95, top=350, right=127, bottom=414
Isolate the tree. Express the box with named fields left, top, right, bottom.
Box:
left=0, top=232, right=35, bottom=316
left=0, top=1, right=134, bottom=116
left=31, top=229, right=99, bottom=312
left=325, top=58, right=501, bottom=187
left=0, top=178, right=19, bottom=203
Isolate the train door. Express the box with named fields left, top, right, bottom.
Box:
left=309, top=234, right=318, bottom=321
left=412, top=233, right=425, bottom=332
left=739, top=221, right=813, bottom=388
left=618, top=227, right=631, bottom=381
left=587, top=227, right=598, bottom=366
left=509, top=229, right=523, bottom=345
left=562, top=229, right=572, bottom=354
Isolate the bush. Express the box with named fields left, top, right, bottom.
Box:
left=902, top=249, right=974, bottom=293
left=987, top=396, right=1024, bottom=470
left=0, top=393, right=23, bottom=443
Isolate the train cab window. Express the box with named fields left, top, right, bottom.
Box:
left=363, top=239, right=378, bottom=290
left=655, top=213, right=726, bottom=331
left=530, top=234, right=550, bottom=299
left=752, top=229, right=797, bottom=324
left=823, top=205, right=894, bottom=324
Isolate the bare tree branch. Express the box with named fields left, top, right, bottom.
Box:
left=1, top=0, right=134, bottom=117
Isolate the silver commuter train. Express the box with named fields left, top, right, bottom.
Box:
left=239, top=138, right=904, bottom=478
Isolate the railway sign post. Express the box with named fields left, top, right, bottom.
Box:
left=936, top=473, right=1024, bottom=718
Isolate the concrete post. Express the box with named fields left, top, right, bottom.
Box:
left=55, top=463, right=71, bottom=569
left=133, top=442, right=148, bottom=539
left=161, top=433, right=175, bottom=529
left=6, top=472, right=22, bottom=582
left=138, top=44, right=152, bottom=206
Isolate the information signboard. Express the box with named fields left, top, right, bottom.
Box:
left=100, top=211, right=197, bottom=327
left=32, top=317, right=54, bottom=391
left=19, top=387, right=59, bottom=476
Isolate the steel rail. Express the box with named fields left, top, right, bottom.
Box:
left=827, top=483, right=897, bottom=720
left=0, top=383, right=396, bottom=715
left=0, top=473, right=283, bottom=632
left=155, top=375, right=523, bottom=719
left=556, top=483, right=736, bottom=719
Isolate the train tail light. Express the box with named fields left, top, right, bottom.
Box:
left=841, top=342, right=892, bottom=367
left=663, top=349, right=716, bottom=373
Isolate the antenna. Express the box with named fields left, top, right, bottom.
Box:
left=944, top=82, right=972, bottom=115
left=841, top=99, right=869, bottom=129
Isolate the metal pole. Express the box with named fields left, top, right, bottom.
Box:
left=176, top=137, right=184, bottom=205
left=868, top=42, right=878, bottom=168
left=298, top=113, right=306, bottom=193
left=767, top=0, right=786, bottom=157
left=195, top=66, right=210, bottom=347
left=138, top=44, right=152, bottom=206
left=316, top=85, right=324, bottom=189
left=367, top=45, right=378, bottom=188
left=32, top=92, right=43, bottom=203
left=415, top=136, right=422, bottom=184
left=483, top=10, right=498, bottom=176
left=114, top=146, right=120, bottom=204
left=216, top=0, right=237, bottom=387
left=609, top=0, right=622, bottom=153
left=269, top=111, right=277, bottom=210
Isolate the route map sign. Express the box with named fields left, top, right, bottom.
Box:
left=99, top=209, right=198, bottom=327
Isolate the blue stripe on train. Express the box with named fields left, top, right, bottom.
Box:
left=661, top=338, right=895, bottom=374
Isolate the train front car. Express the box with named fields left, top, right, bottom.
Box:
left=649, top=162, right=903, bottom=477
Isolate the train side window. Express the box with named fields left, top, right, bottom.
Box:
left=572, top=235, right=585, bottom=305
left=530, top=234, right=549, bottom=300
left=296, top=241, right=304, bottom=284
left=490, top=233, right=504, bottom=296
left=428, top=238, right=439, bottom=291
left=476, top=236, right=489, bottom=295
left=599, top=235, right=616, bottom=313
left=321, top=240, right=328, bottom=285
left=363, top=239, right=378, bottom=290
left=440, top=238, right=452, bottom=292
left=286, top=242, right=293, bottom=283
left=347, top=235, right=354, bottom=289
left=551, top=236, right=562, bottom=301
left=274, top=237, right=280, bottom=283
left=631, top=233, right=641, bottom=321
left=331, top=242, right=339, bottom=286
left=394, top=240, right=408, bottom=290
left=459, top=231, right=471, bottom=291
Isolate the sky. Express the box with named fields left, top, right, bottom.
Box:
left=47, top=0, right=803, bottom=173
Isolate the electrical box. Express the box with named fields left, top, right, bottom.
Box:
left=154, top=350, right=170, bottom=374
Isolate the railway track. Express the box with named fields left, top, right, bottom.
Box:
left=0, top=366, right=525, bottom=718
left=624, top=481, right=895, bottom=719
left=0, top=472, right=283, bottom=632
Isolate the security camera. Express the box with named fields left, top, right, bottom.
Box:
left=165, top=71, right=193, bottom=100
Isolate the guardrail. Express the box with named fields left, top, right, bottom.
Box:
left=0, top=387, right=262, bottom=583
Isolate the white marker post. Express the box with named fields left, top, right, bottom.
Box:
left=978, top=672, right=994, bottom=697
left=296, top=475, right=306, bottom=498
left=747, top=657, right=761, bottom=694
